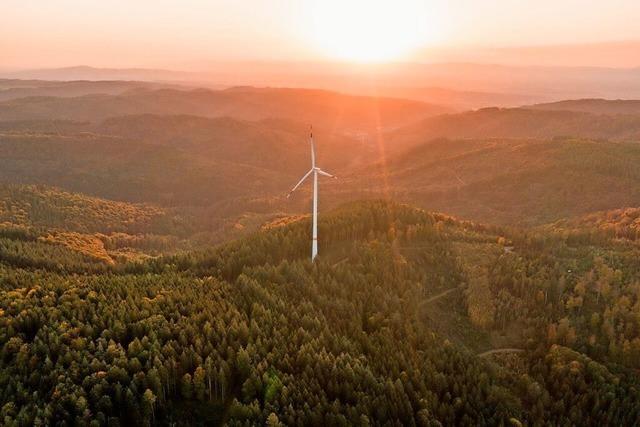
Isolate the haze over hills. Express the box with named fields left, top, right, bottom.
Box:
left=0, top=86, right=447, bottom=132
left=388, top=106, right=640, bottom=148
left=2, top=85, right=640, bottom=229
left=374, top=86, right=544, bottom=110
left=1, top=66, right=194, bottom=83
left=367, top=137, right=640, bottom=225
left=0, top=78, right=186, bottom=102
left=418, top=40, right=640, bottom=68
left=4, top=62, right=640, bottom=109
left=528, top=98, right=640, bottom=115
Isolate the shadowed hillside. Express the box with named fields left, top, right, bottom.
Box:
left=529, top=99, right=640, bottom=115
left=4, top=110, right=640, bottom=228
left=388, top=107, right=640, bottom=152
left=346, top=137, right=640, bottom=226
left=0, top=79, right=181, bottom=102
left=4, top=83, right=640, bottom=233
left=0, top=117, right=350, bottom=207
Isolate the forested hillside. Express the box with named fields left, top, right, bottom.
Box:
left=2, top=80, right=640, bottom=231
left=389, top=107, right=640, bottom=149
left=0, top=184, right=293, bottom=269
left=529, top=99, right=640, bottom=115
left=0, top=184, right=170, bottom=234
left=4, top=126, right=640, bottom=230
left=551, top=206, right=640, bottom=241
left=0, top=117, right=352, bottom=208
left=1, top=200, right=639, bottom=425
left=0, top=184, right=196, bottom=268
left=356, top=137, right=640, bottom=225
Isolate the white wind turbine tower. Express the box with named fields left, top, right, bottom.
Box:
left=287, top=127, right=337, bottom=262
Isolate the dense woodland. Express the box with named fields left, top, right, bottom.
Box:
left=1, top=197, right=640, bottom=426
left=3, top=113, right=640, bottom=228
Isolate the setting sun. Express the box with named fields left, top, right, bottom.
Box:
left=307, top=0, right=440, bottom=62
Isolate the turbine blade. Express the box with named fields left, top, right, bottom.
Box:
left=310, top=125, right=316, bottom=168
left=316, top=169, right=337, bottom=179
left=287, top=169, right=313, bottom=197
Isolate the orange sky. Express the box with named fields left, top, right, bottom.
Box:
left=2, top=0, right=640, bottom=69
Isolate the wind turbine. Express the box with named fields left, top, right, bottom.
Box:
left=287, top=127, right=337, bottom=262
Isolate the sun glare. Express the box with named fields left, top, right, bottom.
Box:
left=308, top=0, right=438, bottom=63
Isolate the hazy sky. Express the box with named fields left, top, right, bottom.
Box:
left=2, top=0, right=640, bottom=69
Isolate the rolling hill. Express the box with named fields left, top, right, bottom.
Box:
left=529, top=98, right=640, bottom=115
left=3, top=81, right=640, bottom=237
left=4, top=107, right=640, bottom=229
left=6, top=62, right=640, bottom=100
left=343, top=137, right=640, bottom=226
left=0, top=116, right=352, bottom=208
left=0, top=78, right=181, bottom=102
left=388, top=107, right=640, bottom=152
left=0, top=86, right=448, bottom=132
left=376, top=85, right=543, bottom=110
left=1, top=65, right=193, bottom=82
left=1, top=199, right=639, bottom=425
left=0, top=183, right=194, bottom=266
left=550, top=206, right=640, bottom=242
left=0, top=183, right=170, bottom=234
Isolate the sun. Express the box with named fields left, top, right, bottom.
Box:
left=307, top=0, right=439, bottom=63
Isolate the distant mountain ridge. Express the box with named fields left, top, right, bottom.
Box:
left=357, top=137, right=640, bottom=225
left=0, top=78, right=186, bottom=102
left=0, top=116, right=353, bottom=208
left=0, top=86, right=449, bottom=131
left=4, top=62, right=640, bottom=101
left=1, top=65, right=194, bottom=82
left=529, top=98, right=640, bottom=115
left=386, top=106, right=640, bottom=154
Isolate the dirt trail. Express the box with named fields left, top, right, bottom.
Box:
left=331, top=257, right=348, bottom=267
left=477, top=348, right=524, bottom=357
left=424, top=287, right=462, bottom=303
